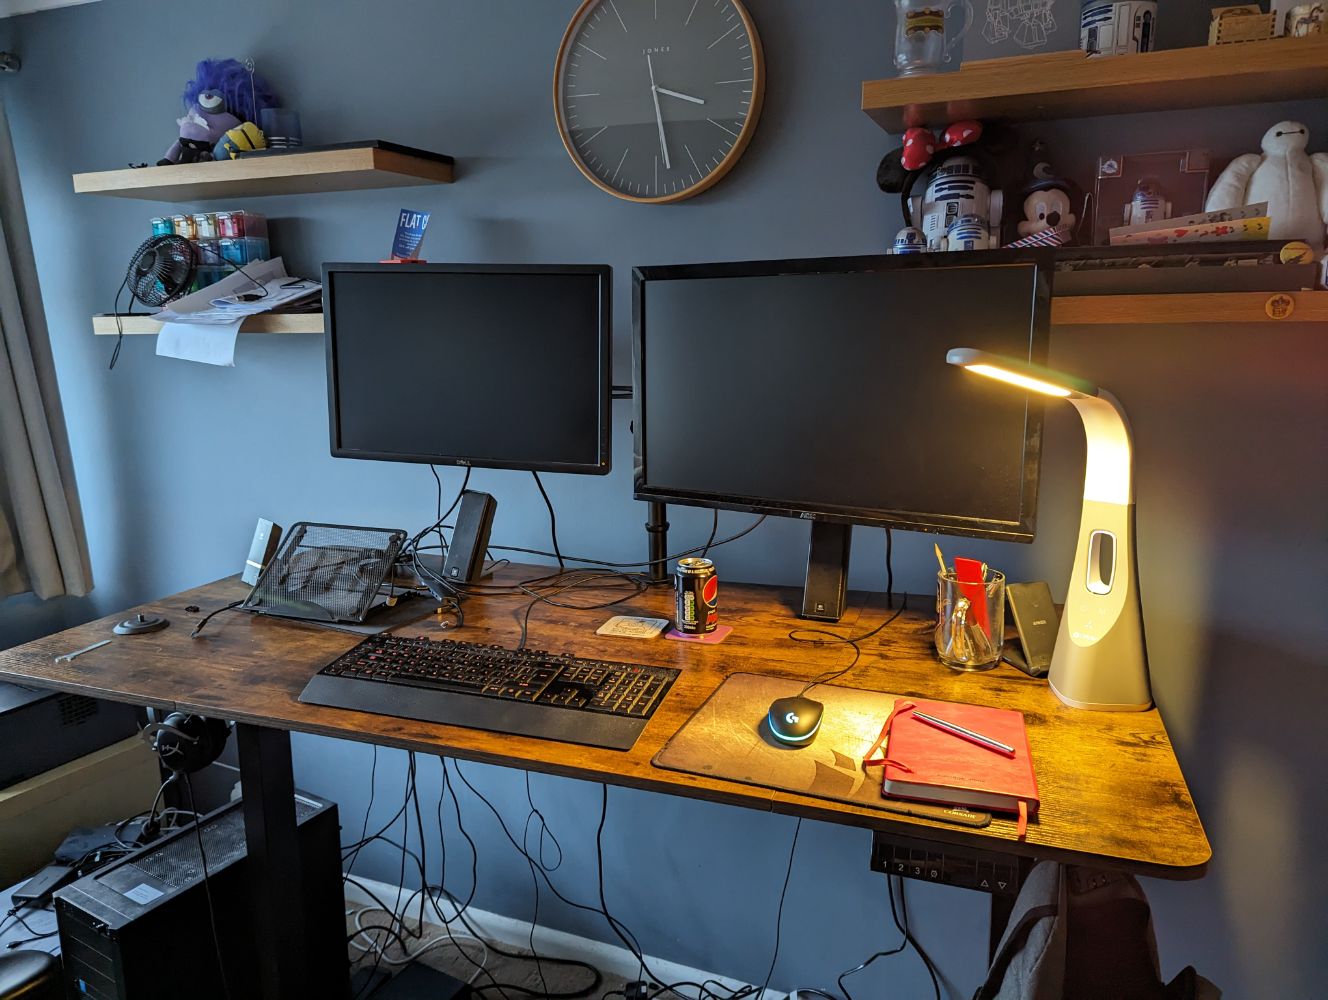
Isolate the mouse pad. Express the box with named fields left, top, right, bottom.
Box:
left=653, top=672, right=991, bottom=823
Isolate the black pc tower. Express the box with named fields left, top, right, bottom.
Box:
left=54, top=793, right=347, bottom=1000
left=0, top=683, right=140, bottom=789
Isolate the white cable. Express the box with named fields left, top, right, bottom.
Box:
left=347, top=903, right=488, bottom=974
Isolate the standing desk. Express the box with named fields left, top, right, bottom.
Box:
left=0, top=565, right=1210, bottom=998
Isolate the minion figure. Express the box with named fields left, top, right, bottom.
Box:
left=215, top=121, right=267, bottom=160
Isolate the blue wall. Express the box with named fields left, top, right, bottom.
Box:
left=2, top=1, right=1325, bottom=995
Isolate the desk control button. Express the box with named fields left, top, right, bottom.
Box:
left=947, top=857, right=978, bottom=888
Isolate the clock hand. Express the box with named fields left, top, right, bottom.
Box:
left=654, top=86, right=706, bottom=105
left=647, top=53, right=671, bottom=170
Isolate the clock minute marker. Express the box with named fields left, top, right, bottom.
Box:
left=707, top=117, right=739, bottom=138
left=608, top=0, right=628, bottom=32
left=708, top=22, right=740, bottom=48
left=684, top=143, right=703, bottom=177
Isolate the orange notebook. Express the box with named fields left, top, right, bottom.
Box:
left=865, top=698, right=1039, bottom=837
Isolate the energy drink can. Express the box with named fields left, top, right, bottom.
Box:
left=674, top=557, right=718, bottom=634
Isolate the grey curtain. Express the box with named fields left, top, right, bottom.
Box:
left=0, top=98, right=92, bottom=600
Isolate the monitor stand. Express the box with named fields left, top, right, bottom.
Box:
left=646, top=501, right=670, bottom=585
left=801, top=521, right=852, bottom=622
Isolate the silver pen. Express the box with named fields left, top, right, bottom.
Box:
left=54, top=638, right=111, bottom=663
left=912, top=710, right=1016, bottom=757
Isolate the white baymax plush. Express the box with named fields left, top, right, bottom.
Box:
left=1205, top=121, right=1328, bottom=253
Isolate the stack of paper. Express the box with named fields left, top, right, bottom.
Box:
left=153, top=257, right=320, bottom=366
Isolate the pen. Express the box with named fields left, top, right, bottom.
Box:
left=53, top=638, right=111, bottom=663
left=913, top=710, right=1015, bottom=757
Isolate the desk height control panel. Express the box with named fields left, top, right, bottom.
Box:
left=870, top=831, right=1025, bottom=896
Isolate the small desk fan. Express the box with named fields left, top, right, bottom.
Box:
left=108, top=234, right=197, bottom=368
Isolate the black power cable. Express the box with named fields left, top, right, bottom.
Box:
left=181, top=772, right=232, bottom=1000
left=700, top=509, right=719, bottom=560
left=756, top=817, right=802, bottom=997
left=532, top=471, right=566, bottom=571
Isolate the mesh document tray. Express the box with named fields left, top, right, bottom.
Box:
left=241, top=522, right=407, bottom=624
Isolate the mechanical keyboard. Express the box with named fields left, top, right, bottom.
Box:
left=297, top=633, right=680, bottom=751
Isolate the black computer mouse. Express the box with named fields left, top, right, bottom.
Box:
left=766, top=696, right=824, bottom=746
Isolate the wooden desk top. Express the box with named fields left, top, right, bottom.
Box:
left=0, top=566, right=1210, bottom=878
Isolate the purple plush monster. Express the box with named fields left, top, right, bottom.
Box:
left=158, top=59, right=278, bottom=165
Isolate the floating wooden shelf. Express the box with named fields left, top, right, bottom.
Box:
left=93, top=291, right=1328, bottom=338
left=91, top=313, right=324, bottom=336
left=1050, top=290, right=1328, bottom=325
left=72, top=146, right=454, bottom=202
left=862, top=36, right=1328, bottom=132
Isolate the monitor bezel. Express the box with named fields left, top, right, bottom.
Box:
left=324, top=262, right=613, bottom=476
left=631, top=251, right=1053, bottom=543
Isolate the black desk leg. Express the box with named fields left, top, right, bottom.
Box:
left=237, top=724, right=307, bottom=1000
left=989, top=892, right=1015, bottom=962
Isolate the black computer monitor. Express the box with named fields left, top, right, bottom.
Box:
left=324, top=263, right=612, bottom=474
left=632, top=252, right=1052, bottom=617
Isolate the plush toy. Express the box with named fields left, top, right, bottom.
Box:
left=1015, top=141, right=1077, bottom=238
left=215, top=121, right=267, bottom=160
left=158, top=59, right=278, bottom=166
left=1017, top=178, right=1076, bottom=237
left=1205, top=120, right=1328, bottom=253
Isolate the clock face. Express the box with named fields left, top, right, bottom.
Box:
left=554, top=0, right=764, bottom=203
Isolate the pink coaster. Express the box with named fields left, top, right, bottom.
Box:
left=664, top=625, right=733, bottom=644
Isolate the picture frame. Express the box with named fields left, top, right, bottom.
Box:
left=1092, top=149, right=1211, bottom=246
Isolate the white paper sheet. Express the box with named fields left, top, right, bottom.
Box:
left=156, top=319, right=243, bottom=366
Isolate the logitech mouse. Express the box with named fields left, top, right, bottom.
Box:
left=766, top=696, right=824, bottom=746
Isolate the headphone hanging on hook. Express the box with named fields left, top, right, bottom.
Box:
left=141, top=709, right=231, bottom=774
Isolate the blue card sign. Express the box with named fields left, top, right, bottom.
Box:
left=391, top=209, right=431, bottom=260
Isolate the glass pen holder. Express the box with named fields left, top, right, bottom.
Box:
left=935, top=568, right=1005, bottom=671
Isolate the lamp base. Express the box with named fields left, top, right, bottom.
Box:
left=1049, top=678, right=1151, bottom=713
left=1048, top=499, right=1152, bottom=712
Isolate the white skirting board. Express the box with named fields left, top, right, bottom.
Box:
left=343, top=874, right=788, bottom=998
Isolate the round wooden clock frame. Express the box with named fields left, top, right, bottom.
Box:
left=553, top=0, right=766, bottom=204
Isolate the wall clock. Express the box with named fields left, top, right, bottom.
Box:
left=554, top=0, right=765, bottom=203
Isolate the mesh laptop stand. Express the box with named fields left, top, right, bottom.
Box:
left=241, top=522, right=407, bottom=624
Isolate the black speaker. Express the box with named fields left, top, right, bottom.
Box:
left=442, top=491, right=497, bottom=584
left=801, top=522, right=852, bottom=621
